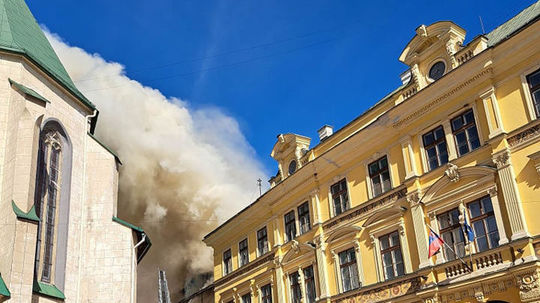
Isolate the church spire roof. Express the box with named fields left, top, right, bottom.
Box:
left=0, top=0, right=94, bottom=110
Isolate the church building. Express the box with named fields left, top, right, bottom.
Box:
left=0, top=0, right=151, bottom=302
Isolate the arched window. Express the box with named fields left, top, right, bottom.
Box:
left=33, top=120, right=72, bottom=288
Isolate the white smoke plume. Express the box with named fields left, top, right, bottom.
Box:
left=45, top=31, right=268, bottom=301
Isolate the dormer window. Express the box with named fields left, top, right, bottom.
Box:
left=288, top=160, right=297, bottom=175
left=428, top=61, right=446, bottom=81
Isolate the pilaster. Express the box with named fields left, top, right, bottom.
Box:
left=487, top=186, right=509, bottom=245
left=398, top=218, right=413, bottom=274
left=273, top=257, right=286, bottom=303
left=408, top=190, right=432, bottom=268
left=352, top=240, right=365, bottom=286
left=331, top=250, right=342, bottom=293
left=480, top=87, right=505, bottom=139
left=492, top=149, right=529, bottom=240
left=442, top=120, right=458, bottom=161
left=310, top=190, right=322, bottom=225
left=314, top=235, right=330, bottom=300
left=400, top=136, right=419, bottom=179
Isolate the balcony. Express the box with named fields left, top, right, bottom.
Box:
left=439, top=245, right=511, bottom=282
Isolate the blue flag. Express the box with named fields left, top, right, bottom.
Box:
left=463, top=219, right=474, bottom=242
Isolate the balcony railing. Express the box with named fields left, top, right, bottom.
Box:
left=442, top=246, right=507, bottom=279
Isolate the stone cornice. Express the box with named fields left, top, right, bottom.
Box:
left=323, top=186, right=407, bottom=230
left=393, top=67, right=493, bottom=129
left=508, top=121, right=540, bottom=150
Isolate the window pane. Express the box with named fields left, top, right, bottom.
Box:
left=381, top=171, right=391, bottom=192
left=464, top=110, right=475, bottom=124
left=423, top=132, right=434, bottom=146
left=438, top=142, right=448, bottom=165
left=368, top=162, right=378, bottom=176
left=384, top=265, right=394, bottom=279
left=382, top=252, right=392, bottom=267
left=379, top=157, right=388, bottom=168
left=380, top=236, right=389, bottom=250
left=455, top=132, right=469, bottom=155
left=476, top=235, right=489, bottom=252
left=435, top=127, right=445, bottom=140
left=452, top=116, right=463, bottom=131
left=528, top=69, right=540, bottom=87
left=392, top=249, right=403, bottom=264
left=486, top=216, right=498, bottom=233
left=372, top=176, right=381, bottom=196
left=488, top=231, right=500, bottom=248
left=467, top=126, right=480, bottom=150
left=482, top=197, right=493, bottom=213
left=469, top=201, right=481, bottom=218
left=390, top=233, right=400, bottom=247
left=396, top=262, right=405, bottom=277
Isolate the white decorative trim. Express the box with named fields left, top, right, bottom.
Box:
left=520, top=63, right=540, bottom=121
left=479, top=86, right=505, bottom=138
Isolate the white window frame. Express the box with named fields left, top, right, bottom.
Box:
left=283, top=208, right=298, bottom=243
left=256, top=224, right=270, bottom=258
left=327, top=176, right=352, bottom=218
left=238, top=237, right=250, bottom=268
left=222, top=247, right=233, bottom=276
left=297, top=200, right=312, bottom=235
left=520, top=63, right=540, bottom=121
left=367, top=216, right=412, bottom=282
left=364, top=152, right=394, bottom=199
left=448, top=103, right=484, bottom=157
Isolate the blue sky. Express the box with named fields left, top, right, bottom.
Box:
left=29, top=0, right=536, bottom=174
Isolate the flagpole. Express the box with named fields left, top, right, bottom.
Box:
left=428, top=226, right=472, bottom=272
left=462, top=225, right=474, bottom=272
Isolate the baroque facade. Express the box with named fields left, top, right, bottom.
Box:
left=204, top=2, right=540, bottom=303
left=0, top=0, right=150, bottom=302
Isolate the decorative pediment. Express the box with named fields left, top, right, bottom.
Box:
left=325, top=225, right=362, bottom=243
left=281, top=240, right=315, bottom=264
left=399, top=21, right=466, bottom=65
left=270, top=133, right=311, bottom=181
left=362, top=206, right=405, bottom=228
left=420, top=165, right=496, bottom=205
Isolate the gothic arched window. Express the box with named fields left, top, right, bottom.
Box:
left=34, top=121, right=72, bottom=288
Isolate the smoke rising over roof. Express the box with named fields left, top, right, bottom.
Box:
left=45, top=30, right=268, bottom=302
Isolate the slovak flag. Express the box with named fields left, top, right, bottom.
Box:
left=428, top=228, right=444, bottom=258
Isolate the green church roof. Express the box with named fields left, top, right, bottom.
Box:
left=0, top=0, right=95, bottom=110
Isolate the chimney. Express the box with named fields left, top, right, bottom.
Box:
left=318, top=125, right=333, bottom=141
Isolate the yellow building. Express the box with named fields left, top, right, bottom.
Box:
left=203, top=3, right=540, bottom=303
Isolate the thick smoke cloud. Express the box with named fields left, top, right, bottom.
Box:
left=45, top=31, right=268, bottom=301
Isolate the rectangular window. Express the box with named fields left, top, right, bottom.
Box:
left=298, top=202, right=311, bottom=234
left=289, top=271, right=302, bottom=303
left=304, top=266, right=316, bottom=303
left=379, top=231, right=405, bottom=280
left=468, top=196, right=499, bottom=252
left=339, top=248, right=360, bottom=292
left=423, top=125, right=449, bottom=170
left=257, top=227, right=268, bottom=256
left=331, top=178, right=349, bottom=216
left=223, top=249, right=232, bottom=275
left=437, top=208, right=465, bottom=261
left=284, top=210, right=297, bottom=242
left=239, top=238, right=249, bottom=267
left=241, top=293, right=251, bottom=303
left=261, top=284, right=273, bottom=303
left=369, top=156, right=391, bottom=197
left=527, top=68, right=540, bottom=118
left=451, top=110, right=480, bottom=156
